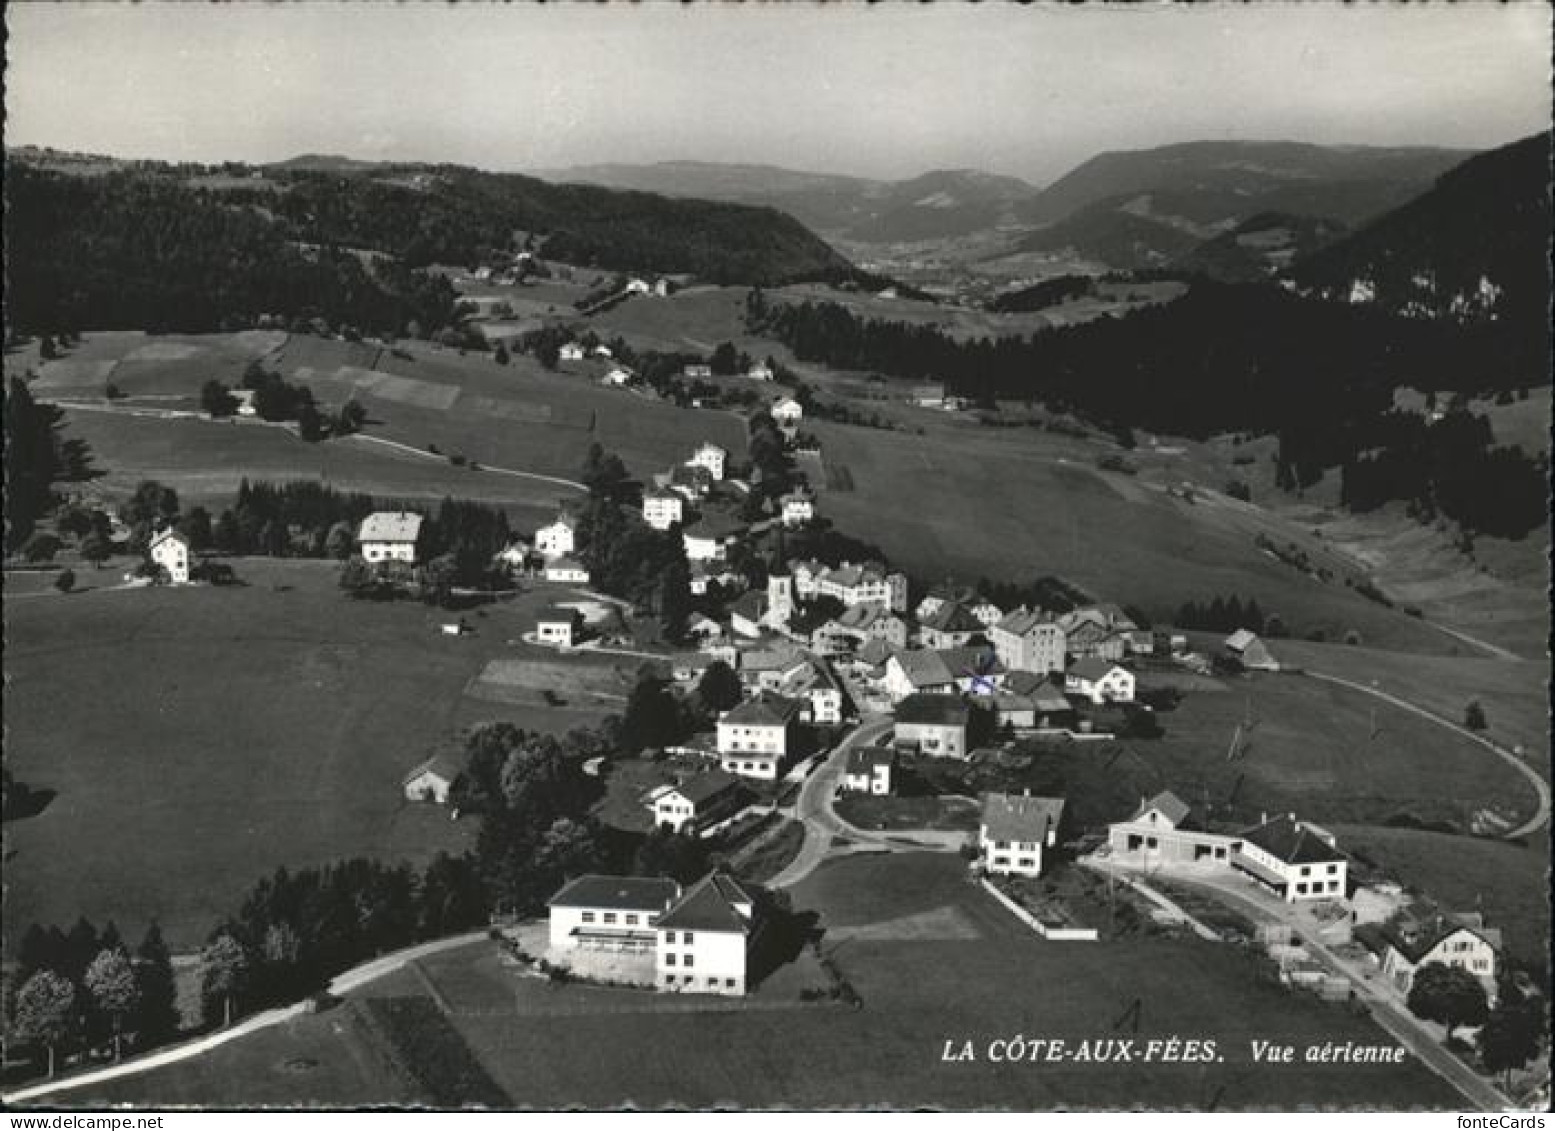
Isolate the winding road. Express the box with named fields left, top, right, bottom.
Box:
left=769, top=717, right=894, bottom=889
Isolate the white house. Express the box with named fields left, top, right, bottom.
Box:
left=893, top=693, right=970, bottom=759
left=655, top=872, right=757, bottom=997
left=686, top=442, right=728, bottom=482
left=807, top=562, right=906, bottom=611
left=543, top=557, right=591, bottom=584
left=1230, top=814, right=1347, bottom=903
left=358, top=511, right=424, bottom=566
left=547, top=875, right=681, bottom=953
left=980, top=791, right=1065, bottom=877
left=625, top=277, right=652, bottom=295
left=911, top=383, right=947, bottom=408
left=918, top=602, right=984, bottom=649
left=779, top=491, right=815, bottom=528
left=231, top=388, right=258, bottom=417
left=559, top=342, right=586, bottom=362
left=770, top=396, right=803, bottom=424
left=1064, top=658, right=1136, bottom=704
left=646, top=770, right=745, bottom=834
left=717, top=694, right=801, bottom=780
left=682, top=514, right=745, bottom=563
left=780, top=655, right=846, bottom=725
left=882, top=650, right=959, bottom=703
left=1374, top=910, right=1502, bottom=999
left=1224, top=629, right=1281, bottom=672
left=990, top=608, right=1066, bottom=675
left=402, top=751, right=464, bottom=805
left=148, top=528, right=192, bottom=584
left=969, top=599, right=1004, bottom=629
left=728, top=591, right=770, bottom=639
left=603, top=367, right=634, bottom=387
left=643, top=490, right=685, bottom=532
left=683, top=363, right=713, bottom=380
left=841, top=747, right=893, bottom=795
left=536, top=605, right=583, bottom=648
left=747, top=362, right=775, bottom=382
left=1106, top=791, right=1237, bottom=865
left=535, top=513, right=577, bottom=558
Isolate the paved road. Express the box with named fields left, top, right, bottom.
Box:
left=1160, top=869, right=1513, bottom=1112
left=2, top=930, right=490, bottom=1105
left=1302, top=670, right=1550, bottom=839
left=769, top=717, right=894, bottom=889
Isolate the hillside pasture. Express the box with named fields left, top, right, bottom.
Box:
left=1, top=560, right=619, bottom=951
left=810, top=417, right=1459, bottom=654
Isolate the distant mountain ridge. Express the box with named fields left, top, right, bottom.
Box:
left=1008, top=140, right=1472, bottom=271
left=540, top=160, right=1040, bottom=243
left=1289, top=132, right=1551, bottom=336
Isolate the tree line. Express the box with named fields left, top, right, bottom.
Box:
left=3, top=377, right=98, bottom=553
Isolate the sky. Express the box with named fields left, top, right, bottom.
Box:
left=6, top=2, right=1550, bottom=185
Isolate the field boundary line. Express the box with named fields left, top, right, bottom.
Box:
left=340, top=432, right=587, bottom=493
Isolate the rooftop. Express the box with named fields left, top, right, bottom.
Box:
left=845, top=746, right=895, bottom=772
left=655, top=871, right=753, bottom=934
left=995, top=606, right=1054, bottom=637
left=1068, top=656, right=1127, bottom=682
left=920, top=602, right=983, bottom=634
left=1237, top=814, right=1345, bottom=865
left=895, top=692, right=969, bottom=727
left=981, top=791, right=1066, bottom=843
left=722, top=693, right=803, bottom=727
left=404, top=749, right=465, bottom=786
left=662, top=769, right=744, bottom=806
left=358, top=511, right=423, bottom=543
left=1128, top=791, right=1192, bottom=828
left=890, top=649, right=956, bottom=688
left=548, top=874, right=681, bottom=913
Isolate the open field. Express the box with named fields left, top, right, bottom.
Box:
left=1130, top=669, right=1538, bottom=832
left=834, top=793, right=980, bottom=833
left=1333, top=824, right=1550, bottom=982
left=75, top=852, right=1455, bottom=1108
left=811, top=416, right=1463, bottom=654
left=2, top=559, right=628, bottom=951
left=54, top=407, right=569, bottom=528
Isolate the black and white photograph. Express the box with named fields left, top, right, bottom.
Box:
left=1, top=0, right=1550, bottom=1115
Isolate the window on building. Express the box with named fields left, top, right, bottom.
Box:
left=581, top=912, right=595, bottom=923
left=726, top=978, right=737, bottom=989
left=1295, top=883, right=1307, bottom=894
left=666, top=953, right=677, bottom=966
left=1326, top=864, right=1338, bottom=874
left=684, top=954, right=694, bottom=968
left=683, top=932, right=695, bottom=944
left=603, top=913, right=617, bottom=924
left=625, top=914, right=638, bottom=925
left=664, top=931, right=675, bottom=944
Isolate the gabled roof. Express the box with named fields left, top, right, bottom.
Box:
left=644, top=488, right=684, bottom=504
left=693, top=441, right=728, bottom=457
left=845, top=746, right=895, bottom=772
left=150, top=527, right=190, bottom=549
left=1129, top=791, right=1192, bottom=828
left=721, top=693, right=802, bottom=727
left=895, top=692, right=969, bottom=727
left=995, top=606, right=1056, bottom=637
left=1068, top=657, right=1128, bottom=682
left=1225, top=628, right=1260, bottom=652
left=1237, top=814, right=1344, bottom=865
left=684, top=512, right=746, bottom=539
left=1031, top=687, right=1073, bottom=713
left=937, top=646, right=1005, bottom=680
left=358, top=511, right=423, bottom=543
left=981, top=791, right=1065, bottom=843
left=655, top=871, right=753, bottom=934
left=548, top=874, right=681, bottom=912
left=920, top=602, right=982, bottom=634
left=729, top=591, right=769, bottom=622
left=546, top=556, right=587, bottom=573
left=538, top=604, right=582, bottom=623
left=890, top=649, right=956, bottom=688
left=857, top=637, right=894, bottom=666
left=404, top=749, right=464, bottom=786
left=1380, top=908, right=1504, bottom=964
left=739, top=647, right=803, bottom=673
left=1002, top=669, right=1050, bottom=697
left=538, top=511, right=577, bottom=531
left=659, top=769, right=743, bottom=807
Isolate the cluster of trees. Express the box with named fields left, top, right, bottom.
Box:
left=1174, top=595, right=1278, bottom=636
left=1405, top=960, right=1545, bottom=1084
left=6, top=166, right=464, bottom=336
left=6, top=920, right=179, bottom=1077
left=201, top=363, right=367, bottom=440
left=198, top=853, right=487, bottom=1027
left=988, top=274, right=1096, bottom=313
left=1339, top=409, right=1547, bottom=539
left=750, top=283, right=1545, bottom=538
left=973, top=575, right=1094, bottom=617
left=4, top=377, right=98, bottom=552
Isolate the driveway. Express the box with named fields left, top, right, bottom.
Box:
left=1154, top=867, right=1513, bottom=1111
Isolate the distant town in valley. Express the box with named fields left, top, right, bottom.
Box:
left=2, top=3, right=1550, bottom=1115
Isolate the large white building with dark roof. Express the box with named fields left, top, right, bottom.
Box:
left=547, top=875, right=682, bottom=953
left=358, top=511, right=424, bottom=565
left=980, top=791, right=1066, bottom=877
left=717, top=693, right=803, bottom=779
left=655, top=872, right=757, bottom=996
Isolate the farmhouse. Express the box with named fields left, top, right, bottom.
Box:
left=738, top=648, right=808, bottom=693
left=918, top=601, right=984, bottom=649
left=687, top=442, right=728, bottom=481
left=1369, top=908, right=1502, bottom=999
left=980, top=791, right=1066, bottom=877
left=536, top=605, right=584, bottom=648
left=535, top=513, right=577, bottom=558
left=911, top=383, right=948, bottom=408
left=559, top=343, right=586, bottom=362
left=717, top=693, right=802, bottom=780
left=548, top=875, right=682, bottom=953
left=688, top=561, right=742, bottom=596
left=683, top=363, right=713, bottom=379
left=1059, top=607, right=1133, bottom=661
left=893, top=693, right=970, bottom=759
left=655, top=872, right=758, bottom=997
left=883, top=650, right=958, bottom=702
left=915, top=584, right=976, bottom=622
left=231, top=388, right=258, bottom=417
left=1224, top=629, right=1281, bottom=671
left=494, top=539, right=531, bottom=573
left=813, top=604, right=909, bottom=656
left=683, top=513, right=746, bottom=562
left=1106, top=791, right=1236, bottom=865
left=841, top=747, right=894, bottom=795
left=646, top=770, right=746, bottom=834
left=403, top=750, right=464, bottom=805
left=729, top=591, right=770, bottom=638
left=357, top=511, right=424, bottom=567
left=642, top=490, right=686, bottom=531
left=1064, top=658, right=1136, bottom=704
left=1231, top=814, right=1348, bottom=903
left=747, top=362, right=775, bottom=382
left=779, top=490, right=815, bottom=528
left=989, top=607, right=1066, bottom=675
left=771, top=396, right=803, bottom=424
left=603, top=367, right=634, bottom=387
left=149, top=528, right=192, bottom=584
left=543, top=557, right=591, bottom=584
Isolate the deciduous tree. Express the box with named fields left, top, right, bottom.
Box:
left=13, top=970, right=77, bottom=1078
left=1406, top=962, right=1489, bottom=1038
left=84, top=948, right=139, bottom=1061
